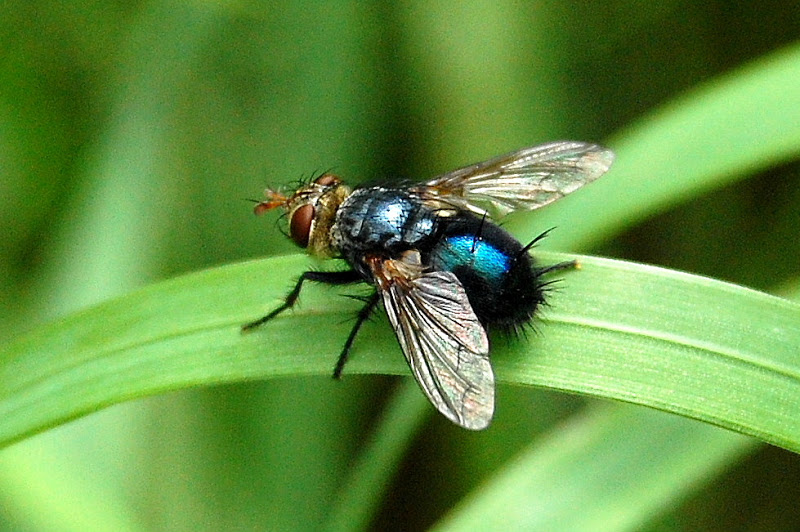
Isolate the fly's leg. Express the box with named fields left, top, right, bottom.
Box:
left=521, top=229, right=580, bottom=275
left=241, top=270, right=363, bottom=332
left=537, top=260, right=579, bottom=276
left=333, top=292, right=381, bottom=379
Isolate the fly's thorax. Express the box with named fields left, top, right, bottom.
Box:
left=330, top=187, right=440, bottom=259
left=281, top=175, right=351, bottom=258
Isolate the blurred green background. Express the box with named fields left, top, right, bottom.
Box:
left=1, top=2, right=800, bottom=531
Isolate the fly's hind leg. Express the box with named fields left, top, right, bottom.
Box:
left=333, top=291, right=380, bottom=379
left=537, top=260, right=579, bottom=276
left=241, top=269, right=363, bottom=332
left=521, top=229, right=580, bottom=275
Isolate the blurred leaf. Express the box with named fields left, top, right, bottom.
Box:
left=322, top=381, right=430, bottom=532
left=0, top=408, right=146, bottom=532
left=29, top=1, right=229, bottom=320
left=395, top=3, right=569, bottom=167
left=522, top=41, right=800, bottom=250
left=433, top=405, right=757, bottom=532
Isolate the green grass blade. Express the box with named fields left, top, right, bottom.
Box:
left=501, top=254, right=800, bottom=450
left=435, top=285, right=800, bottom=532
left=1, top=252, right=799, bottom=452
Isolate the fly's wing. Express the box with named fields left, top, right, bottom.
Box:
left=381, top=270, right=494, bottom=430
left=415, top=140, right=614, bottom=216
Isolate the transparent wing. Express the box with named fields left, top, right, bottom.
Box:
left=415, top=140, right=614, bottom=216
left=380, top=270, right=494, bottom=430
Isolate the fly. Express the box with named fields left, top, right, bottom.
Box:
left=242, top=141, right=615, bottom=430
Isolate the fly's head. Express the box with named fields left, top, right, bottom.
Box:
left=254, top=174, right=351, bottom=258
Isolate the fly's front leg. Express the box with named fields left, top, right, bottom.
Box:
left=241, top=270, right=363, bottom=332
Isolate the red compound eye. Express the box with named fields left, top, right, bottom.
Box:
left=289, top=204, right=314, bottom=248
left=315, top=174, right=339, bottom=186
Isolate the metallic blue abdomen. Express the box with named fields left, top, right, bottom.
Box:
left=428, top=214, right=540, bottom=328
left=430, top=235, right=511, bottom=288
